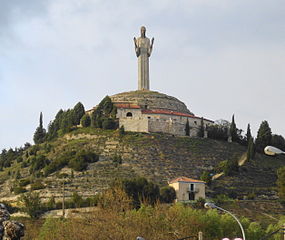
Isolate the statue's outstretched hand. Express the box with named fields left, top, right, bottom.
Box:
left=151, top=37, right=154, bottom=45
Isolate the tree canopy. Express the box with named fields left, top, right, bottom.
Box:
left=255, top=121, right=272, bottom=153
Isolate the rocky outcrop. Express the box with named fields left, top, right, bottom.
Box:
left=0, top=204, right=24, bottom=240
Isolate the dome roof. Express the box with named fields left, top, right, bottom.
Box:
left=110, top=90, right=193, bottom=115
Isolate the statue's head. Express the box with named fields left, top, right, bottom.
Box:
left=140, top=26, right=146, bottom=37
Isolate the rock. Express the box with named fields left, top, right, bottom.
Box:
left=3, top=221, right=24, bottom=240
left=0, top=205, right=10, bottom=223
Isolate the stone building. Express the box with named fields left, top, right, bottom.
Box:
left=110, top=90, right=213, bottom=136
left=169, top=176, right=206, bottom=201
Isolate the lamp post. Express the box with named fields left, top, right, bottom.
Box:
left=204, top=202, right=246, bottom=240
left=264, top=146, right=285, bottom=156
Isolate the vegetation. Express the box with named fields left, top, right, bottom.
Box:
left=207, top=124, right=228, bottom=141
left=271, top=134, right=285, bottom=151
left=198, top=117, right=205, bottom=138
left=230, top=114, right=238, bottom=142
left=247, top=137, right=255, bottom=161
left=185, top=119, right=190, bottom=136
left=122, top=177, right=160, bottom=207
left=33, top=112, right=47, bottom=144
left=159, top=186, right=176, bottom=203
left=27, top=202, right=285, bottom=240
left=91, top=96, right=117, bottom=129
left=80, top=114, right=91, bottom=127
left=20, top=192, right=43, bottom=218
left=277, top=166, right=285, bottom=201
left=200, top=171, right=212, bottom=185
left=255, top=120, right=272, bottom=153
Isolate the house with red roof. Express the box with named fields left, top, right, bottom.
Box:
left=169, top=177, right=206, bottom=202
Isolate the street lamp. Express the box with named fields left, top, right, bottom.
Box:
left=264, top=146, right=285, bottom=156
left=204, top=202, right=246, bottom=240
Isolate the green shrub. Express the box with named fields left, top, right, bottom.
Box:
left=20, top=192, right=44, bottom=218
left=13, top=186, right=27, bottom=194
left=19, top=178, right=31, bottom=187
left=31, top=180, right=45, bottom=191
left=102, top=118, right=116, bottom=130
left=200, top=171, right=212, bottom=185
left=160, top=186, right=176, bottom=203
left=81, top=114, right=91, bottom=127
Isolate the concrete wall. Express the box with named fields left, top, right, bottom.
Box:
left=170, top=182, right=206, bottom=202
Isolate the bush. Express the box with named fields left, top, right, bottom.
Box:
left=30, top=155, right=50, bottom=173
left=68, top=151, right=99, bottom=171
left=19, top=178, right=31, bottom=187
left=30, top=180, right=45, bottom=191
left=200, top=171, right=212, bottom=185
left=80, top=114, right=91, bottom=128
left=20, top=192, right=44, bottom=218
left=160, top=186, right=176, bottom=203
left=102, top=118, right=116, bottom=130
left=13, top=186, right=27, bottom=195
left=122, top=177, right=160, bottom=207
left=112, top=155, right=122, bottom=164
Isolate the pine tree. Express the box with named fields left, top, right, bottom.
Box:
left=255, top=120, right=272, bottom=153
left=230, top=114, right=238, bottom=142
left=33, top=112, right=46, bottom=144
left=185, top=119, right=190, bottom=136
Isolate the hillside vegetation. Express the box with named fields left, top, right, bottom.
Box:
left=0, top=127, right=284, bottom=204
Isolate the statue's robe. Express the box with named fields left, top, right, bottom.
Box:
left=135, top=37, right=151, bottom=90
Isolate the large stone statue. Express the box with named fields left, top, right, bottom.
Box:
left=134, top=26, right=154, bottom=90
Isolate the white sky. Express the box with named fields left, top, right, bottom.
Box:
left=0, top=0, right=285, bottom=149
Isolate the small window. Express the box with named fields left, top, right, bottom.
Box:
left=148, top=116, right=151, bottom=119
left=126, top=112, right=132, bottom=117
left=194, top=121, right=197, bottom=125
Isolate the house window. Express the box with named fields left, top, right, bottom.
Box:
left=194, top=121, right=197, bottom=125
left=126, top=112, right=132, bottom=117
left=148, top=116, right=151, bottom=119
left=190, top=184, right=194, bottom=191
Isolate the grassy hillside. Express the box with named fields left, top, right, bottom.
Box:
left=0, top=127, right=284, bottom=203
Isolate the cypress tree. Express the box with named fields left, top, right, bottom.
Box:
left=247, top=137, right=255, bottom=161
left=33, top=112, right=46, bottom=144
left=246, top=123, right=252, bottom=144
left=255, top=120, right=272, bottom=153
left=198, top=117, right=205, bottom=138
left=185, top=119, right=190, bottom=136
left=230, top=114, right=238, bottom=142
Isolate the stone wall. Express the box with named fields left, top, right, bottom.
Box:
left=117, top=108, right=213, bottom=136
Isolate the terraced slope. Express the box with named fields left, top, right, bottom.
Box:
left=0, top=128, right=284, bottom=202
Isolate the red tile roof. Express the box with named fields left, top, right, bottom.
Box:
left=169, top=177, right=205, bottom=184
left=142, top=109, right=214, bottom=122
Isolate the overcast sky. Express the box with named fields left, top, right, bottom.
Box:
left=1, top=0, right=284, bottom=150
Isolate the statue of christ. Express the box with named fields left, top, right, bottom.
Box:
left=134, top=26, right=154, bottom=90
